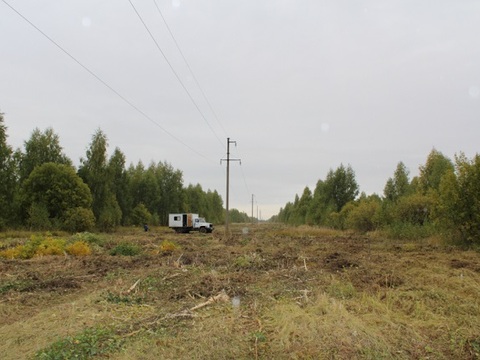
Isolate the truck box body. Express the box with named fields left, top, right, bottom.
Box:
left=169, top=213, right=197, bottom=228
left=168, top=213, right=213, bottom=233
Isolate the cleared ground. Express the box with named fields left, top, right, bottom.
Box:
left=1, top=224, right=480, bottom=359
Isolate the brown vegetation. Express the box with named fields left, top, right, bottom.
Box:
left=1, top=224, right=480, bottom=359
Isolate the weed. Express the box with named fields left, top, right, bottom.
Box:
left=252, top=331, right=267, bottom=342
left=327, top=279, right=356, bottom=300
left=65, top=241, right=92, bottom=256
left=34, top=327, right=123, bottom=359
left=71, top=232, right=106, bottom=247
left=109, top=242, right=141, bottom=256
left=0, top=245, right=25, bottom=259
left=34, top=237, right=66, bottom=257
left=0, top=280, right=32, bottom=294
left=104, top=291, right=144, bottom=305
left=233, top=252, right=263, bottom=269
left=159, top=240, right=179, bottom=254
left=0, top=234, right=69, bottom=259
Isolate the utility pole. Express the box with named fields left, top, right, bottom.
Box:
left=251, top=194, right=255, bottom=223
left=221, top=138, right=240, bottom=235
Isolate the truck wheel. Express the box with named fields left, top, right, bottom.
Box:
left=199, top=227, right=207, bottom=234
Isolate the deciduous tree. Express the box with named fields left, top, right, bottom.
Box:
left=19, top=127, right=71, bottom=182
left=22, top=163, right=92, bottom=226
left=0, top=113, right=18, bottom=228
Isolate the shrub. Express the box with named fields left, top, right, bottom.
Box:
left=110, top=242, right=141, bottom=256
left=130, top=203, right=152, bottom=226
left=71, top=232, right=105, bottom=247
left=27, top=202, right=52, bottom=230
left=384, top=222, right=437, bottom=240
left=394, top=193, right=436, bottom=225
left=0, top=245, right=24, bottom=259
left=0, top=234, right=69, bottom=259
left=34, top=237, right=66, bottom=257
left=159, top=240, right=178, bottom=254
left=65, top=241, right=92, bottom=256
left=97, top=199, right=122, bottom=232
left=346, top=199, right=381, bottom=232
left=63, top=207, right=95, bottom=233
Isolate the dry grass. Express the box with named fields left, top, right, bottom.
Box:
left=1, top=223, right=480, bottom=359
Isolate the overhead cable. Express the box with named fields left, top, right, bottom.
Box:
left=1, top=0, right=214, bottom=163
left=128, top=0, right=225, bottom=149
left=153, top=0, right=229, bottom=139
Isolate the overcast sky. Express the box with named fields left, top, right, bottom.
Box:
left=1, top=0, right=479, bottom=219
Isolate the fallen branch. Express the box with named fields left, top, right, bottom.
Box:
left=125, top=279, right=141, bottom=294
left=162, top=272, right=182, bottom=281
left=189, top=291, right=230, bottom=311
left=173, top=253, right=184, bottom=268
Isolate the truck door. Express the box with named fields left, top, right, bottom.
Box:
left=182, top=214, right=187, bottom=227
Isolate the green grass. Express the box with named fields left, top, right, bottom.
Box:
left=34, top=327, right=123, bottom=360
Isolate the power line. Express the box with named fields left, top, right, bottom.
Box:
left=128, top=0, right=225, bottom=149
left=153, top=0, right=229, bottom=139
left=1, top=0, right=214, bottom=163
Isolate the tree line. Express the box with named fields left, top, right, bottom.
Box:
left=273, top=149, right=480, bottom=246
left=0, top=112, right=230, bottom=232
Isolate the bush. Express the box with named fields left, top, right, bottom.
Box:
left=65, top=241, right=92, bottom=256
left=346, top=199, right=381, bottom=232
left=159, top=240, right=178, bottom=254
left=0, top=245, right=24, bottom=259
left=110, top=242, right=141, bottom=256
left=394, top=193, right=436, bottom=225
left=27, top=202, right=52, bottom=230
left=384, top=222, right=437, bottom=240
left=63, top=207, right=95, bottom=233
left=34, top=237, right=66, bottom=256
left=98, top=203, right=122, bottom=233
left=130, top=203, right=152, bottom=226
left=0, top=234, right=72, bottom=259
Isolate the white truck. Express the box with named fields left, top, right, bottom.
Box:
left=168, top=213, right=214, bottom=233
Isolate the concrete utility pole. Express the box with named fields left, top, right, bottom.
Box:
left=251, top=194, right=255, bottom=223
left=221, top=138, right=240, bottom=235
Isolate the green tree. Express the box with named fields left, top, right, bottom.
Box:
left=439, top=153, right=480, bottom=244
left=127, top=162, right=160, bottom=218
left=78, top=129, right=122, bottom=229
left=22, top=163, right=92, bottom=227
left=384, top=162, right=411, bottom=202
left=63, top=207, right=96, bottom=232
left=185, top=184, right=207, bottom=214
left=345, top=196, right=382, bottom=232
left=394, top=193, right=436, bottom=226
left=229, top=208, right=250, bottom=223
left=130, top=203, right=152, bottom=226
left=324, top=164, right=359, bottom=212
left=418, top=149, right=454, bottom=194
left=153, top=161, right=185, bottom=225
left=204, top=189, right=224, bottom=224
left=290, top=187, right=312, bottom=225
left=19, top=127, right=71, bottom=182
left=108, top=148, right=130, bottom=224
left=306, top=180, right=334, bottom=226
left=0, top=112, right=17, bottom=229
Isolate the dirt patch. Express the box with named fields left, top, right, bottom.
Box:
left=324, top=252, right=358, bottom=271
